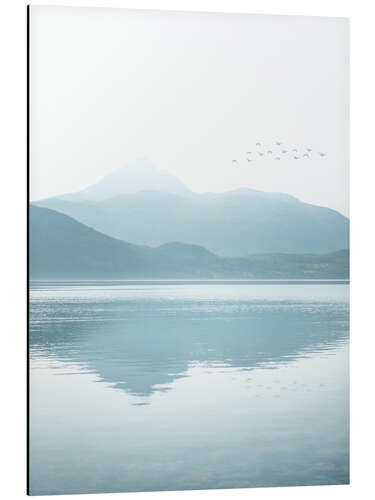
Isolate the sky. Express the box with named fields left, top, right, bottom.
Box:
left=29, top=6, right=349, bottom=216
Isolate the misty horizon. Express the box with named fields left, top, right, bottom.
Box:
left=31, top=157, right=349, bottom=217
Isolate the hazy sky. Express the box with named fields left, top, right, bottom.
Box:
left=30, top=6, right=349, bottom=215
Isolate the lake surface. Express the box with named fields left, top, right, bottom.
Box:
left=29, top=281, right=349, bottom=495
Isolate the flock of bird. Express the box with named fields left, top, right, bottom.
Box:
left=232, top=141, right=327, bottom=166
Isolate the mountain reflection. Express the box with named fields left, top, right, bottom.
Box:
left=29, top=284, right=349, bottom=401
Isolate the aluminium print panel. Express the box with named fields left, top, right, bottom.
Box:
left=28, top=6, right=349, bottom=496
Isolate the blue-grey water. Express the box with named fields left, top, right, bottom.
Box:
left=29, top=281, right=349, bottom=495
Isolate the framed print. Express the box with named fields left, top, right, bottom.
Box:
left=28, top=5, right=349, bottom=496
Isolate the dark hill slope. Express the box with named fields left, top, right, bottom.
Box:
left=29, top=205, right=349, bottom=280
left=36, top=188, right=349, bottom=256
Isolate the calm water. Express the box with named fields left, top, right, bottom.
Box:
left=29, top=281, right=349, bottom=495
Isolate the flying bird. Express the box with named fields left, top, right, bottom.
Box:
left=230, top=143, right=325, bottom=169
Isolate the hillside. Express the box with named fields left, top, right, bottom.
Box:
left=29, top=205, right=349, bottom=280
left=36, top=187, right=349, bottom=256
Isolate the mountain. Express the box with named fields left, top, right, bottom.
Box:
left=29, top=205, right=155, bottom=279
left=29, top=205, right=349, bottom=280
left=59, top=158, right=190, bottom=201
left=36, top=188, right=349, bottom=256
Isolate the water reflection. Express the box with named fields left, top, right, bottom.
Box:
left=29, top=282, right=349, bottom=401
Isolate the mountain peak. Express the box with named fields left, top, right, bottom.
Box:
left=60, top=158, right=190, bottom=202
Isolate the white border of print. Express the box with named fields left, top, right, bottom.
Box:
left=0, top=1, right=374, bottom=500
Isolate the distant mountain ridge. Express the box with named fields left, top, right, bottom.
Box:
left=59, top=158, right=190, bottom=201
left=29, top=205, right=349, bottom=280
left=36, top=190, right=349, bottom=256
left=35, top=158, right=349, bottom=256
